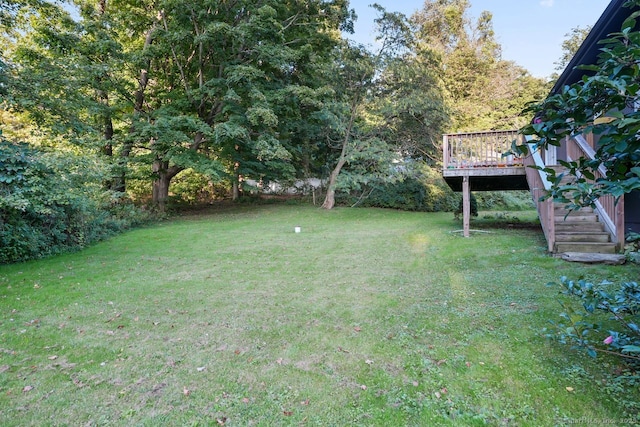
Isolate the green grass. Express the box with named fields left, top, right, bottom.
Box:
left=1, top=204, right=638, bottom=426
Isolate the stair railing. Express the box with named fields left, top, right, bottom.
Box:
left=522, top=135, right=555, bottom=252
left=566, top=134, right=625, bottom=249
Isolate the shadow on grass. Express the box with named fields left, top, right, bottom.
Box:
left=459, top=211, right=542, bottom=230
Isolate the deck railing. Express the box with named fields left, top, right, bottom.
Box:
left=522, top=136, right=555, bottom=252
left=443, top=130, right=524, bottom=169
left=566, top=135, right=625, bottom=249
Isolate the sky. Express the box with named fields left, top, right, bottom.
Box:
left=346, top=0, right=611, bottom=78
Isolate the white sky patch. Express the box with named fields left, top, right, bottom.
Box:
left=540, top=0, right=554, bottom=7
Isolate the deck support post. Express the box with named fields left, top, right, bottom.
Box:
left=462, top=175, right=470, bottom=238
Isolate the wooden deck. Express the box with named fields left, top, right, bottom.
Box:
left=442, top=130, right=527, bottom=191
left=442, top=129, right=624, bottom=252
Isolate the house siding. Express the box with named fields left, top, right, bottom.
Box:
left=625, top=190, right=640, bottom=234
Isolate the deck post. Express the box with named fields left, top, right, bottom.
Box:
left=462, top=175, right=470, bottom=238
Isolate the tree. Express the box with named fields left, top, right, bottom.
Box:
left=4, top=0, right=354, bottom=209
left=410, top=0, right=547, bottom=132
left=518, top=5, right=640, bottom=207
left=554, top=25, right=592, bottom=72
left=117, top=0, right=353, bottom=207
left=320, top=5, right=434, bottom=209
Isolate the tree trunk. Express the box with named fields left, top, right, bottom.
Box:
left=321, top=157, right=346, bottom=210
left=321, top=97, right=358, bottom=210
left=152, top=160, right=182, bottom=211
left=116, top=23, right=155, bottom=194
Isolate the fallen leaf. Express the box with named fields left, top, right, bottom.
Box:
left=434, top=391, right=441, bottom=399
left=23, top=385, right=34, bottom=393
left=301, top=399, right=310, bottom=405
left=360, top=385, right=367, bottom=390
left=242, top=397, right=250, bottom=404
left=106, top=313, right=121, bottom=323
left=276, top=358, right=283, bottom=365
left=365, top=359, right=373, bottom=365
left=412, top=381, right=419, bottom=387
left=216, top=417, right=227, bottom=425
left=183, top=386, right=191, bottom=396
left=441, top=387, right=448, bottom=394
left=283, top=410, right=293, bottom=416
left=48, top=355, right=58, bottom=360
left=196, top=366, right=206, bottom=372
left=466, top=362, right=471, bottom=368
left=566, top=387, right=574, bottom=392
left=354, top=326, right=362, bottom=332
left=436, top=359, right=446, bottom=366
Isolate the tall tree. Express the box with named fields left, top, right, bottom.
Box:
left=4, top=0, right=353, bottom=208
left=118, top=0, right=352, bottom=207
left=410, top=0, right=547, bottom=132
left=320, top=4, right=449, bottom=209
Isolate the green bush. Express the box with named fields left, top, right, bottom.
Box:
left=0, top=140, right=152, bottom=264
left=546, top=277, right=640, bottom=364
left=339, top=163, right=458, bottom=212
left=474, top=191, right=534, bottom=211
left=454, top=192, right=478, bottom=219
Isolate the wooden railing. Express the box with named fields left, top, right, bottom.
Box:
left=443, top=130, right=524, bottom=169
left=522, top=136, right=555, bottom=252
left=566, top=135, right=625, bottom=248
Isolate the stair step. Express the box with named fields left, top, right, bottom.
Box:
left=554, top=242, right=617, bottom=254
left=555, top=232, right=611, bottom=243
left=555, top=222, right=605, bottom=232
left=554, top=206, right=594, bottom=214
left=555, top=214, right=598, bottom=222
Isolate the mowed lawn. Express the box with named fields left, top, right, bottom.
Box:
left=1, top=204, right=638, bottom=426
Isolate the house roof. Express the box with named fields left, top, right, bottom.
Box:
left=551, top=0, right=640, bottom=94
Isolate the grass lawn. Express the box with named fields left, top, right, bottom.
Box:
left=1, top=204, right=639, bottom=426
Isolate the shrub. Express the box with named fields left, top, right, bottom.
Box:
left=339, top=163, right=458, bottom=212
left=454, top=192, right=478, bottom=220
left=545, top=277, right=640, bottom=364
left=626, top=232, right=640, bottom=264
left=474, top=191, right=534, bottom=211
left=0, top=140, right=152, bottom=264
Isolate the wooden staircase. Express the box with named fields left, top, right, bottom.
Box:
left=553, top=205, right=618, bottom=254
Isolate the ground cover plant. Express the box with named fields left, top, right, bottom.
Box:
left=1, top=204, right=639, bottom=426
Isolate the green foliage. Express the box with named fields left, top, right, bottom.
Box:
left=554, top=26, right=592, bottom=73
left=474, top=190, right=535, bottom=211
left=410, top=0, right=548, bottom=132
left=519, top=1, right=640, bottom=208
left=339, top=163, right=458, bottom=211
left=169, top=168, right=229, bottom=205
left=454, top=192, right=478, bottom=219
left=0, top=140, right=151, bottom=264
left=626, top=232, right=640, bottom=263
left=546, top=277, right=640, bottom=365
